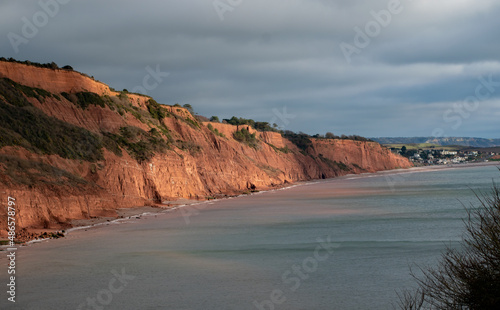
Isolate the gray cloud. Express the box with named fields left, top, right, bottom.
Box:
left=1, top=0, right=499, bottom=138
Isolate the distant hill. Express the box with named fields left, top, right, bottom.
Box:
left=372, top=137, right=500, bottom=148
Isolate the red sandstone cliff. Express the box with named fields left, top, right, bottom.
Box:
left=0, top=61, right=412, bottom=238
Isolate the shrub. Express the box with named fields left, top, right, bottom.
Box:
left=0, top=78, right=32, bottom=107
left=267, top=143, right=290, bottom=154
left=233, top=128, right=259, bottom=149
left=338, top=134, right=372, bottom=142
left=325, top=132, right=336, bottom=139
left=0, top=100, right=103, bottom=162
left=0, top=57, right=59, bottom=70
left=254, top=121, right=278, bottom=132
left=0, top=78, right=53, bottom=104
left=104, top=126, right=170, bottom=163
left=224, top=116, right=255, bottom=127
left=75, top=92, right=106, bottom=109
left=61, top=92, right=76, bottom=103
left=210, top=116, right=220, bottom=122
left=175, top=140, right=202, bottom=156
left=207, top=123, right=225, bottom=137
left=183, top=104, right=194, bottom=114
left=101, top=134, right=123, bottom=157
left=318, top=154, right=351, bottom=171
left=147, top=99, right=165, bottom=121
left=399, top=182, right=500, bottom=309
left=221, top=117, right=280, bottom=132
left=117, top=91, right=128, bottom=100
left=61, top=91, right=106, bottom=109
left=278, top=146, right=291, bottom=153
left=184, top=117, right=200, bottom=129
left=195, top=115, right=210, bottom=122
left=283, top=131, right=312, bottom=151
left=130, top=110, right=143, bottom=121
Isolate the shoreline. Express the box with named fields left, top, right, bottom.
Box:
left=5, top=160, right=494, bottom=309
left=2, top=161, right=498, bottom=249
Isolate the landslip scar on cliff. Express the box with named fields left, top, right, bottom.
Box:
left=0, top=59, right=412, bottom=240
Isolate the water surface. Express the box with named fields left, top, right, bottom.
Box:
left=1, top=165, right=499, bottom=309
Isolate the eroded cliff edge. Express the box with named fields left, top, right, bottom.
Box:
left=0, top=60, right=412, bottom=238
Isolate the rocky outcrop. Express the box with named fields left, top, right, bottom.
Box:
left=310, top=139, right=411, bottom=172
left=0, top=61, right=412, bottom=237
left=0, top=61, right=150, bottom=106
left=0, top=61, right=111, bottom=95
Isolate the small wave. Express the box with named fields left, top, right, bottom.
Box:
left=25, top=238, right=51, bottom=245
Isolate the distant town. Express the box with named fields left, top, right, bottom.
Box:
left=387, top=145, right=500, bottom=166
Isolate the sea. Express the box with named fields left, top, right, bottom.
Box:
left=1, top=164, right=499, bottom=310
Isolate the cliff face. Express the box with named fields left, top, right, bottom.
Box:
left=0, top=61, right=412, bottom=236
left=310, top=139, right=411, bottom=172
left=0, top=61, right=111, bottom=95
left=0, top=61, right=150, bottom=106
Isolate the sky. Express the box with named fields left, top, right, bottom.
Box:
left=1, top=0, right=500, bottom=138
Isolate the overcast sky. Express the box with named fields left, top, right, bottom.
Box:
left=1, top=0, right=499, bottom=138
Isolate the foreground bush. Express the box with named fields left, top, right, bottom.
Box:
left=399, top=181, right=500, bottom=309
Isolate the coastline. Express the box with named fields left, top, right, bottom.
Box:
left=4, top=161, right=496, bottom=310
left=2, top=161, right=498, bottom=249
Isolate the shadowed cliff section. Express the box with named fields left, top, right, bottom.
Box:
left=0, top=60, right=412, bottom=238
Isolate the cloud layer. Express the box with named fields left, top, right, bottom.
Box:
left=1, top=0, right=499, bottom=138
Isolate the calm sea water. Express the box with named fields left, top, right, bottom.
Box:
left=1, top=164, right=499, bottom=310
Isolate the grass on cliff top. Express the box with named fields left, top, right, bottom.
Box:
left=0, top=57, right=63, bottom=70
left=223, top=116, right=281, bottom=133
